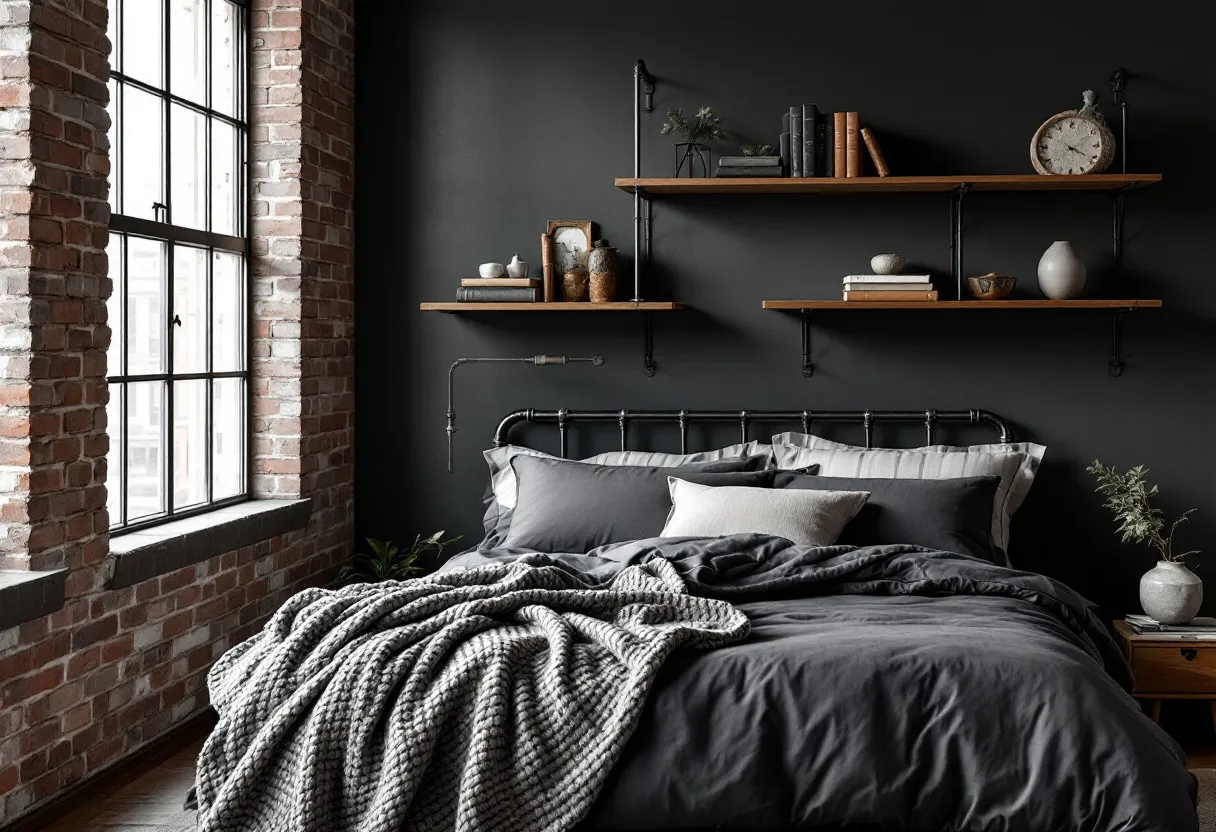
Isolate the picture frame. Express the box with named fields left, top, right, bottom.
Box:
left=543, top=221, right=593, bottom=303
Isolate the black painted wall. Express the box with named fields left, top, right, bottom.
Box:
left=354, top=1, right=1216, bottom=615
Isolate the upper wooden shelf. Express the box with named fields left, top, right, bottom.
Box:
left=762, top=299, right=1163, bottom=310
left=615, top=174, right=1162, bottom=196
left=420, top=301, right=686, bottom=312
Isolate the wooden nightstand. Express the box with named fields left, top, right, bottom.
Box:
left=1114, top=620, right=1216, bottom=724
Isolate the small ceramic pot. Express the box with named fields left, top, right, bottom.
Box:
left=1037, top=241, right=1086, bottom=300
left=1140, top=561, right=1203, bottom=625
left=506, top=254, right=528, bottom=278
left=588, top=240, right=618, bottom=274
left=562, top=268, right=589, bottom=302
left=479, top=262, right=505, bottom=279
left=590, top=272, right=616, bottom=303
left=870, top=253, right=906, bottom=275
left=967, top=273, right=1016, bottom=300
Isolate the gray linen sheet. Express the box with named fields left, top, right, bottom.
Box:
left=446, top=536, right=1197, bottom=832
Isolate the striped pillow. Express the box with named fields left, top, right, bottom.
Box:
left=771, top=433, right=1045, bottom=562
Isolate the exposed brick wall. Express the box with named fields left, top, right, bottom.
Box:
left=0, top=0, right=355, bottom=824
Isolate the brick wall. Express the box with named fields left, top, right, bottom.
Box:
left=0, top=0, right=355, bottom=823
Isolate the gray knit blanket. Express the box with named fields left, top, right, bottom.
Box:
left=194, top=555, right=749, bottom=832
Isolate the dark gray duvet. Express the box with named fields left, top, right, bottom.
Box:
left=445, top=535, right=1196, bottom=832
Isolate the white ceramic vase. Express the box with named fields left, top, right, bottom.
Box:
left=1140, top=561, right=1203, bottom=625
left=506, top=254, right=528, bottom=278
left=1036, top=241, right=1086, bottom=300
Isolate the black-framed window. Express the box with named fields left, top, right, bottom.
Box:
left=105, top=0, right=251, bottom=533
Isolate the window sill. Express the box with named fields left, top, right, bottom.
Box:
left=0, top=568, right=68, bottom=631
left=108, top=499, right=312, bottom=589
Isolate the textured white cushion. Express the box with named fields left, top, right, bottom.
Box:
left=770, top=433, right=1045, bottom=556
left=484, top=441, right=773, bottom=511
left=661, top=477, right=869, bottom=547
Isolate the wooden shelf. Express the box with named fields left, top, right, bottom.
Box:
left=616, top=173, right=1162, bottom=196
left=420, top=301, right=686, bottom=312
left=762, top=299, right=1163, bottom=310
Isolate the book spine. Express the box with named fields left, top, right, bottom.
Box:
left=718, top=156, right=781, bottom=166
left=843, top=283, right=937, bottom=292
left=460, top=278, right=540, bottom=288
left=457, top=287, right=539, bottom=303
left=801, top=104, right=819, bottom=177
left=842, top=274, right=932, bottom=283
left=778, top=132, right=790, bottom=175
left=716, top=167, right=783, bottom=177
left=817, top=115, right=830, bottom=177
left=833, top=112, right=846, bottom=177
left=789, top=107, right=802, bottom=177
left=541, top=233, right=554, bottom=302
left=843, top=290, right=939, bottom=302
left=846, top=112, right=860, bottom=177
left=860, top=127, right=890, bottom=177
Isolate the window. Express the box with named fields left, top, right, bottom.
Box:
left=106, top=0, right=250, bottom=532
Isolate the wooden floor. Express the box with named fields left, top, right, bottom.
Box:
left=41, top=738, right=201, bottom=832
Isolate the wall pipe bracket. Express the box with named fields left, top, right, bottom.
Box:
left=642, top=313, right=657, bottom=377
left=1109, top=308, right=1134, bottom=377
left=801, top=309, right=814, bottom=378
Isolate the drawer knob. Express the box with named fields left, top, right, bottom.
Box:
left=1182, top=648, right=1198, bottom=662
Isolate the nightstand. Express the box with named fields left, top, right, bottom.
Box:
left=1114, top=620, right=1216, bottom=724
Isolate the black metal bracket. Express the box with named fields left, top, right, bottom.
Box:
left=642, top=312, right=657, bottom=377
left=1109, top=307, right=1134, bottom=377
left=637, top=59, right=656, bottom=112
left=800, top=308, right=813, bottom=378
left=632, top=59, right=657, bottom=303
left=1110, top=67, right=1127, bottom=174
left=1113, top=190, right=1127, bottom=265
left=949, top=183, right=971, bottom=299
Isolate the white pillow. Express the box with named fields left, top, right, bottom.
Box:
left=661, top=477, right=869, bottom=547
left=770, top=432, right=1045, bottom=555
left=484, top=441, right=774, bottom=511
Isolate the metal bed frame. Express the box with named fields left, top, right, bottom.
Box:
left=493, top=408, right=1013, bottom=458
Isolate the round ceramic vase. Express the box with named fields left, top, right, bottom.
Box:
left=1036, top=241, right=1086, bottom=300
left=1140, top=561, right=1203, bottom=625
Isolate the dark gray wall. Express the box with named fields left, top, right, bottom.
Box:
left=354, top=1, right=1216, bottom=615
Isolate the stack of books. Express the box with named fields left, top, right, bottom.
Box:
left=842, top=274, right=938, bottom=302
left=716, top=155, right=783, bottom=178
left=455, top=278, right=540, bottom=303
left=1125, top=614, right=1216, bottom=638
left=779, top=106, right=889, bottom=178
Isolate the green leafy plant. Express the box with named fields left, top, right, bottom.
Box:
left=338, top=533, right=460, bottom=584
left=1087, top=460, right=1199, bottom=563
left=659, top=106, right=727, bottom=145
left=740, top=143, right=773, bottom=156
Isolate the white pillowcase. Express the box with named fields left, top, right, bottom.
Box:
left=770, top=433, right=1045, bottom=555
left=484, top=441, right=774, bottom=511
left=661, top=477, right=869, bottom=547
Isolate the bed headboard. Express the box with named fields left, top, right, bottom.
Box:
left=493, top=409, right=1013, bottom=458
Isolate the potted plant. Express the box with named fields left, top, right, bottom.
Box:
left=1088, top=460, right=1201, bottom=624
left=660, top=106, right=727, bottom=178
left=337, top=532, right=461, bottom=584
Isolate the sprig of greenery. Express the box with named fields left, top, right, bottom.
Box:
left=659, top=106, right=727, bottom=145
left=337, top=533, right=461, bottom=584
left=1087, top=460, right=1199, bottom=562
left=740, top=143, right=773, bottom=156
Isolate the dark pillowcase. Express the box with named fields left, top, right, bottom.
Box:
left=773, top=473, right=1002, bottom=563
left=501, top=455, right=777, bottom=553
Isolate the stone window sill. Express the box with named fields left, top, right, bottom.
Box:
left=108, top=499, right=312, bottom=589
left=0, top=568, right=68, bottom=631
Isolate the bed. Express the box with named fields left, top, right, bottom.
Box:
left=194, top=407, right=1198, bottom=832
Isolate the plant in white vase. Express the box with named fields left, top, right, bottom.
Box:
left=1088, top=459, right=1201, bottom=625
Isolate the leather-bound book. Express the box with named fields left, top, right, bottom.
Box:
left=789, top=107, right=802, bottom=177
left=861, top=127, right=890, bottom=177
left=801, top=104, right=820, bottom=177
left=833, top=112, right=847, bottom=177
left=846, top=112, right=860, bottom=177
left=843, top=289, right=939, bottom=302
left=541, top=232, right=555, bottom=302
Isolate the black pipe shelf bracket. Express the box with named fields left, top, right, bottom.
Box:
left=1109, top=307, right=1133, bottom=377
left=800, top=309, right=813, bottom=378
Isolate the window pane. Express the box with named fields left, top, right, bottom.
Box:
left=107, top=80, right=119, bottom=214
left=174, top=379, right=207, bottom=508
left=212, top=250, right=243, bottom=371
left=122, top=0, right=163, bottom=88
left=213, top=378, right=243, bottom=500
left=170, top=104, right=207, bottom=230
left=122, top=85, right=164, bottom=221
left=169, top=0, right=206, bottom=104
left=126, top=381, right=165, bottom=521
left=211, top=0, right=240, bottom=118
left=106, top=233, right=123, bottom=377
left=127, top=237, right=165, bottom=375
left=173, top=245, right=207, bottom=373
left=107, top=383, right=124, bottom=527
left=211, top=120, right=238, bottom=236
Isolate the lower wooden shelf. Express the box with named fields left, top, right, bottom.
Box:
left=762, top=299, right=1163, bottom=310
left=420, top=301, right=686, bottom=312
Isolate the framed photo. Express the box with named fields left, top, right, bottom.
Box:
left=546, top=221, right=593, bottom=274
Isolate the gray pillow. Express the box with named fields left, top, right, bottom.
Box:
left=774, top=472, right=1002, bottom=563
left=500, top=456, right=777, bottom=553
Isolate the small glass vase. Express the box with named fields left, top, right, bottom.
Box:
left=673, top=142, right=711, bottom=178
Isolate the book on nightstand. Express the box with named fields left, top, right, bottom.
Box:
left=1125, top=614, right=1216, bottom=635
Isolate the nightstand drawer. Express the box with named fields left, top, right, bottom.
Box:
left=1131, top=646, right=1216, bottom=694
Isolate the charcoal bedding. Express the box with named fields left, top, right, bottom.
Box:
left=445, top=536, right=1197, bottom=832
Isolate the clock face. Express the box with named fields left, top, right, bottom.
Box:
left=1036, top=116, right=1104, bottom=175
left=553, top=226, right=589, bottom=272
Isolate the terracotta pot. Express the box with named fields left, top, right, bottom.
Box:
left=562, top=269, right=589, bottom=302
left=590, top=272, right=616, bottom=303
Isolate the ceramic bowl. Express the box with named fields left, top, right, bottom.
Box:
left=478, top=262, right=505, bottom=279
left=870, top=253, right=906, bottom=275
left=967, top=273, right=1016, bottom=300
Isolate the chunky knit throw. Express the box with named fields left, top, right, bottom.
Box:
left=194, top=556, right=749, bottom=832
